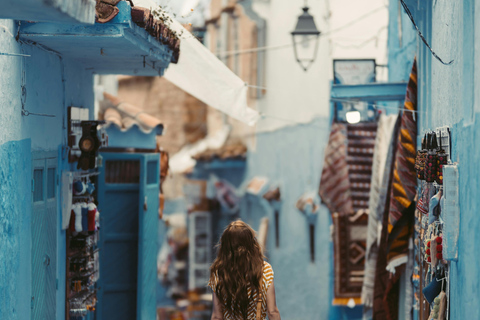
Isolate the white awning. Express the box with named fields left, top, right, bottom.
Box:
left=132, top=0, right=260, bottom=126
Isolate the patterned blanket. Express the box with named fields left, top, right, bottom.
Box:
left=320, top=122, right=377, bottom=304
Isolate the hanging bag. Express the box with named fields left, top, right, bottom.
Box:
left=415, top=134, right=427, bottom=180
left=424, top=132, right=438, bottom=183
left=436, top=132, right=447, bottom=185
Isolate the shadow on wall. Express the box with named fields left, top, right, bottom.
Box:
left=0, top=139, right=32, bottom=320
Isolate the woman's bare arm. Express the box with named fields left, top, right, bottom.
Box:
left=211, top=292, right=223, bottom=320
left=266, top=281, right=281, bottom=320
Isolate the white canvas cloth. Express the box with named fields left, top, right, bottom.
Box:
left=133, top=0, right=260, bottom=126
left=361, top=114, right=398, bottom=308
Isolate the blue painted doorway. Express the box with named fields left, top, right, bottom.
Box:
left=31, top=152, right=57, bottom=320
left=97, top=152, right=159, bottom=320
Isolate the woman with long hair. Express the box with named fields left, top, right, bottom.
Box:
left=208, top=220, right=281, bottom=320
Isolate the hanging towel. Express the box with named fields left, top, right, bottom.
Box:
left=361, top=114, right=398, bottom=309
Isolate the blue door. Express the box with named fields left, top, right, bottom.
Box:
left=31, top=152, right=57, bottom=320
left=97, top=152, right=159, bottom=320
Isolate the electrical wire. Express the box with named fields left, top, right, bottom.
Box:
left=244, top=84, right=419, bottom=115
left=399, top=0, right=453, bottom=65
left=215, top=5, right=387, bottom=58
left=0, top=24, right=14, bottom=38
left=330, top=98, right=422, bottom=114
left=0, top=52, right=31, bottom=57
left=331, top=25, right=388, bottom=50
left=327, top=6, right=386, bottom=35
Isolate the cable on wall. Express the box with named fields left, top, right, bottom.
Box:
left=399, top=0, right=453, bottom=65
left=215, top=5, right=387, bottom=58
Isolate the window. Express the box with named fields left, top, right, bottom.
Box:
left=146, top=160, right=158, bottom=185
left=47, top=168, right=56, bottom=199
left=105, top=160, right=140, bottom=183
left=33, top=169, right=44, bottom=202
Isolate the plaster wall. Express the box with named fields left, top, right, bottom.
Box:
left=330, top=0, right=389, bottom=81
left=418, top=1, right=480, bottom=318
left=0, top=139, right=32, bottom=320
left=387, top=0, right=480, bottom=318
left=240, top=118, right=335, bottom=320
left=387, top=0, right=417, bottom=83
left=0, top=18, right=94, bottom=320
left=251, top=0, right=331, bottom=132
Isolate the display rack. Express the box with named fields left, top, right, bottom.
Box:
left=65, top=170, right=100, bottom=320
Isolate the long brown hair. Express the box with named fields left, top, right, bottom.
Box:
left=210, top=220, right=265, bottom=319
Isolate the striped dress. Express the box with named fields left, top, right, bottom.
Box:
left=208, top=262, right=274, bottom=320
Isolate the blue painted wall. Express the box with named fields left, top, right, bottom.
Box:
left=416, top=1, right=480, bottom=319
left=387, top=0, right=480, bottom=319
left=239, top=118, right=336, bottom=319
left=387, top=0, right=417, bottom=83
left=0, top=139, right=32, bottom=320
left=0, top=18, right=94, bottom=320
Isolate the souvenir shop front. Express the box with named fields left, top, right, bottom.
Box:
left=412, top=127, right=455, bottom=320
left=323, top=57, right=458, bottom=320
left=0, top=1, right=181, bottom=319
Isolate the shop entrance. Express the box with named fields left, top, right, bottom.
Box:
left=97, top=152, right=159, bottom=320
left=31, top=152, right=57, bottom=320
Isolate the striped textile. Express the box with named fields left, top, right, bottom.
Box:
left=373, top=59, right=417, bottom=320
left=346, top=123, right=378, bottom=213
left=320, top=122, right=377, bottom=305
left=319, top=123, right=353, bottom=215
left=208, top=262, right=274, bottom=320
left=386, top=60, right=418, bottom=271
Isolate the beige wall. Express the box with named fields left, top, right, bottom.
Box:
left=117, top=76, right=207, bottom=199
left=117, top=76, right=207, bottom=155
left=206, top=0, right=259, bottom=146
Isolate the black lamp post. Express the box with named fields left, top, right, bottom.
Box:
left=291, top=4, right=321, bottom=71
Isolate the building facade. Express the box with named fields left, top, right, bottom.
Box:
left=369, top=0, right=480, bottom=319
left=0, top=1, right=179, bottom=319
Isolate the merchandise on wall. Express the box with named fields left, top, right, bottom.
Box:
left=65, top=171, right=101, bottom=320
left=412, top=127, right=454, bottom=320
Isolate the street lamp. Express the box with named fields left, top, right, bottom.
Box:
left=291, top=4, right=321, bottom=71
left=345, top=110, right=361, bottom=124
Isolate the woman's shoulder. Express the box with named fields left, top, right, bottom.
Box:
left=262, top=261, right=274, bottom=290
left=263, top=261, right=274, bottom=276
